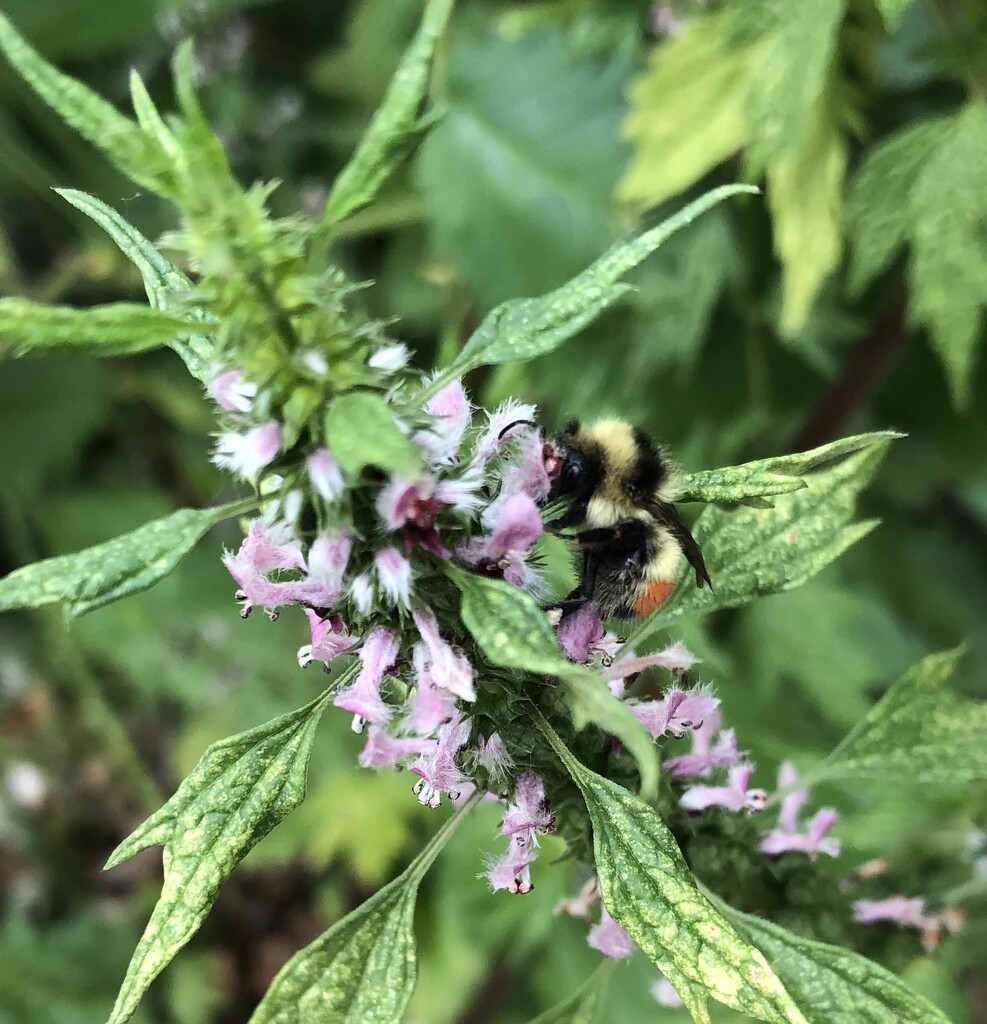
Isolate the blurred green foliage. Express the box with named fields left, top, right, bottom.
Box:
left=0, top=0, right=985, bottom=1021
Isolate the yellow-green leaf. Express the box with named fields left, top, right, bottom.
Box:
left=324, top=391, right=423, bottom=479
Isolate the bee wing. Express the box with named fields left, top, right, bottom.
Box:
left=645, top=499, right=713, bottom=591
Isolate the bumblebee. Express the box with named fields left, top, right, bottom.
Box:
left=543, top=418, right=711, bottom=620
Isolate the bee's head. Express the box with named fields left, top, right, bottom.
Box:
left=545, top=420, right=600, bottom=504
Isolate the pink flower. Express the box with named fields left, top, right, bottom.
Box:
left=213, top=420, right=282, bottom=479
left=651, top=977, right=684, bottom=1008
left=853, top=896, right=928, bottom=928
left=458, top=492, right=544, bottom=594
left=759, top=762, right=840, bottom=860
left=680, top=764, right=767, bottom=814
left=557, top=603, right=604, bottom=663
left=412, top=607, right=476, bottom=701
left=407, top=644, right=460, bottom=734
left=350, top=571, right=374, bottom=614
left=604, top=641, right=699, bottom=682
left=471, top=399, right=537, bottom=467
left=375, top=547, right=413, bottom=606
left=501, top=772, right=555, bottom=843
left=587, top=905, right=634, bottom=959
left=627, top=684, right=719, bottom=739
left=486, top=841, right=538, bottom=895
left=409, top=713, right=471, bottom=807
left=475, top=733, right=513, bottom=781
left=415, top=379, right=471, bottom=463
left=377, top=475, right=481, bottom=556
left=358, top=727, right=436, bottom=769
left=208, top=368, right=256, bottom=412
left=225, top=519, right=305, bottom=577
left=556, top=877, right=599, bottom=919
left=297, top=609, right=358, bottom=668
left=498, top=430, right=552, bottom=505
left=308, top=447, right=344, bottom=502
left=663, top=711, right=742, bottom=778
left=301, top=528, right=352, bottom=607
left=333, top=627, right=400, bottom=730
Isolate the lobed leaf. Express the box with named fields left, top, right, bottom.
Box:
left=625, top=435, right=895, bottom=650
left=0, top=299, right=193, bottom=359
left=0, top=12, right=163, bottom=192
left=810, top=647, right=987, bottom=786
left=56, top=188, right=216, bottom=383
left=425, top=184, right=758, bottom=396
left=619, top=12, right=758, bottom=211
left=323, top=0, right=454, bottom=228
left=0, top=503, right=243, bottom=618
left=448, top=568, right=658, bottom=799
left=249, top=793, right=476, bottom=1024
left=767, top=92, right=846, bottom=336
left=724, top=903, right=952, bottom=1024
left=537, top=723, right=807, bottom=1024
left=324, top=391, right=424, bottom=479
left=105, top=691, right=334, bottom=1024
left=678, top=431, right=902, bottom=507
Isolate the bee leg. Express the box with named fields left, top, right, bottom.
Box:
left=549, top=549, right=601, bottom=619
left=574, top=519, right=649, bottom=551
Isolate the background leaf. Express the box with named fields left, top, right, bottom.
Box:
left=104, top=690, right=334, bottom=1024
left=0, top=502, right=243, bottom=617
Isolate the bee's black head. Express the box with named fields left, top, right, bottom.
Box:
left=546, top=420, right=602, bottom=505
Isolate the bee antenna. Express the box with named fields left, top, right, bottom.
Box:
left=498, top=419, right=539, bottom=441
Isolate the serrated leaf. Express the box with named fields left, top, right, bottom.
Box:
left=249, top=793, right=475, bottom=1024
left=0, top=299, right=192, bottom=358
left=875, top=0, right=916, bottom=32
left=447, top=568, right=658, bottom=799
left=767, top=92, right=846, bottom=335
left=324, top=391, right=423, bottom=479
left=743, top=0, right=848, bottom=168
left=56, top=189, right=215, bottom=382
left=0, top=12, right=162, bottom=192
left=626, top=436, right=894, bottom=649
left=724, top=903, right=952, bottom=1024
left=811, top=647, right=987, bottom=786
left=679, top=431, right=902, bottom=506
left=537, top=723, right=806, bottom=1024
left=620, top=12, right=759, bottom=211
left=525, top=962, right=613, bottom=1024
left=0, top=502, right=243, bottom=618
left=105, top=691, right=333, bottom=1024
left=907, top=104, right=987, bottom=408
left=323, top=0, right=453, bottom=227
left=846, top=117, right=950, bottom=293
left=427, top=185, right=758, bottom=396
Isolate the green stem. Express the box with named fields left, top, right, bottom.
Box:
left=406, top=788, right=483, bottom=884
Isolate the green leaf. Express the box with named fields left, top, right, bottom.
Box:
left=0, top=502, right=244, bottom=618
left=525, top=962, right=613, bottom=1024
left=907, top=104, right=987, bottom=408
left=104, top=691, right=335, bottom=1024
left=874, top=0, right=916, bottom=32
left=724, top=903, right=952, bottom=1024
left=324, top=391, right=423, bottom=479
left=56, top=189, right=216, bottom=383
left=0, top=298, right=193, bottom=359
left=767, top=92, right=847, bottom=335
left=678, top=431, right=902, bottom=507
left=249, top=792, right=477, bottom=1024
left=846, top=117, right=950, bottom=293
left=0, top=11, right=162, bottom=192
left=323, top=0, right=453, bottom=227
left=810, top=647, right=987, bottom=786
left=536, top=721, right=806, bottom=1024
left=447, top=568, right=659, bottom=799
left=418, top=25, right=629, bottom=309
left=428, top=184, right=758, bottom=395
left=620, top=12, right=759, bottom=211
left=625, top=435, right=895, bottom=650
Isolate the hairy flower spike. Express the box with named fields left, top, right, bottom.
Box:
left=409, top=714, right=471, bottom=808
left=297, top=609, right=357, bottom=668
left=680, top=764, right=767, bottom=814
left=333, top=627, right=400, bottom=730
left=213, top=420, right=282, bottom=480
left=208, top=367, right=256, bottom=412
left=412, top=607, right=476, bottom=702
left=307, top=446, right=345, bottom=502
left=374, top=546, right=413, bottom=607
left=760, top=762, right=840, bottom=859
